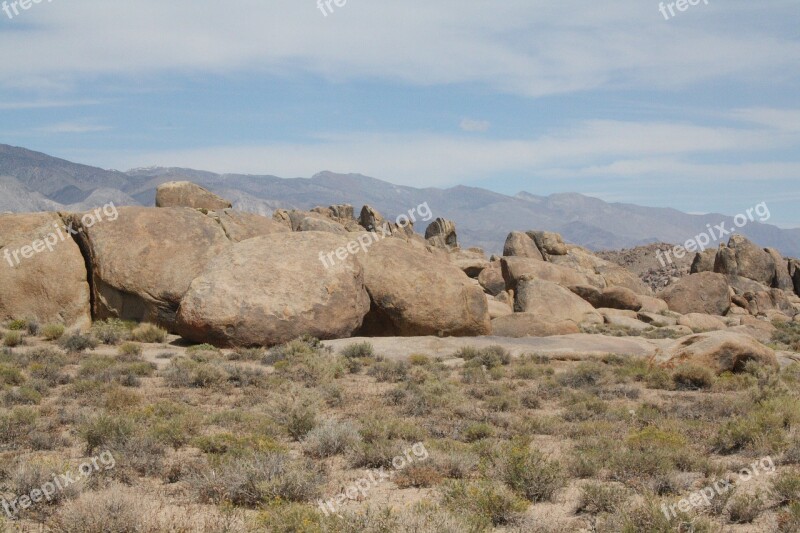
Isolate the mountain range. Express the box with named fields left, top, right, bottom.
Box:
left=1, top=143, right=798, bottom=257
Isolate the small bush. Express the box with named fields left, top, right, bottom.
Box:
left=557, top=362, right=608, bottom=388
left=7, top=319, right=27, bottom=331
left=576, top=483, right=627, bottom=515
left=59, top=332, right=98, bottom=353
left=303, top=419, right=361, bottom=458
left=368, top=360, right=409, bottom=383
left=501, top=442, right=565, bottom=503
left=162, top=358, right=227, bottom=388
left=728, top=492, right=762, bottom=524
left=267, top=389, right=319, bottom=441
left=130, top=323, right=167, bottom=343
left=459, top=345, right=511, bottom=369
left=341, top=342, right=374, bottom=359
left=4, top=385, right=42, bottom=406
left=91, top=319, right=133, bottom=345
left=395, top=464, right=442, bottom=488
left=462, top=422, right=494, bottom=442
left=191, top=452, right=323, bottom=506
left=118, top=342, right=142, bottom=357
left=777, top=502, right=800, bottom=532
left=41, top=323, right=65, bottom=341
left=409, top=353, right=431, bottom=366
left=772, top=471, right=800, bottom=505
left=442, top=479, right=527, bottom=527
left=3, top=331, right=23, bottom=347
left=79, top=414, right=133, bottom=454
left=0, top=363, right=25, bottom=385
left=672, top=364, right=715, bottom=390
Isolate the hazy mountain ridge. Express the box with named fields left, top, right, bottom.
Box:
left=1, top=144, right=798, bottom=257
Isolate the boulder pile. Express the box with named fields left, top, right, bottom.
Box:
left=1, top=180, right=798, bottom=371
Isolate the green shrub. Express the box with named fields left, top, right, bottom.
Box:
left=7, top=319, right=27, bottom=331
left=0, top=364, right=25, bottom=386
left=4, top=385, right=42, bottom=406
left=462, top=422, right=494, bottom=442
left=576, top=483, right=627, bottom=514
left=772, top=471, right=800, bottom=505
left=459, top=345, right=511, bottom=369
left=672, top=364, right=715, bottom=390
left=303, top=419, right=361, bottom=458
left=79, top=414, right=134, bottom=453
left=91, top=319, right=134, bottom=345
left=191, top=452, right=323, bottom=507
left=501, top=441, right=565, bottom=503
left=558, top=362, right=608, bottom=388
left=41, top=323, right=65, bottom=341
left=130, top=323, right=167, bottom=343
left=728, top=492, right=763, bottom=524
left=777, top=502, right=800, bottom=532
left=118, top=342, right=142, bottom=357
left=3, top=331, right=23, bottom=347
left=341, top=342, right=374, bottom=359
left=162, top=358, right=227, bottom=388
left=59, top=332, right=98, bottom=353
left=442, top=479, right=527, bottom=527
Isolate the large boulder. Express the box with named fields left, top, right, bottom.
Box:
left=66, top=207, right=232, bottom=326
left=548, top=245, right=652, bottom=295
left=358, top=239, right=490, bottom=337
left=790, top=259, right=800, bottom=296
left=677, top=313, right=728, bottom=332
left=766, top=248, right=795, bottom=292
left=449, top=249, right=489, bottom=278
left=690, top=249, right=717, bottom=274
left=425, top=218, right=458, bottom=250
left=527, top=231, right=568, bottom=257
left=491, top=314, right=579, bottom=338
left=714, top=235, right=776, bottom=286
left=478, top=261, right=506, bottom=296
left=598, top=286, right=643, bottom=311
left=658, top=272, right=731, bottom=316
left=514, top=277, right=602, bottom=324
left=176, top=232, right=370, bottom=347
left=212, top=209, right=290, bottom=242
left=665, top=331, right=778, bottom=373
left=0, top=213, right=91, bottom=328
left=503, top=232, right=543, bottom=260
left=501, top=257, right=591, bottom=292
left=155, top=181, right=232, bottom=210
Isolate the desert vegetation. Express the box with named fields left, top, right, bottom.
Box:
left=0, top=320, right=798, bottom=532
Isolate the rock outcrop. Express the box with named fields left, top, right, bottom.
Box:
left=658, top=272, right=731, bottom=316
left=714, top=235, right=776, bottom=286
left=0, top=212, right=91, bottom=328
left=358, top=238, right=491, bottom=337
left=66, top=207, right=232, bottom=326
left=155, top=181, right=232, bottom=210
left=503, top=232, right=543, bottom=260
left=425, top=218, right=458, bottom=250
left=491, top=314, right=579, bottom=338
left=514, top=278, right=602, bottom=324
left=176, top=232, right=370, bottom=347
left=665, top=331, right=778, bottom=373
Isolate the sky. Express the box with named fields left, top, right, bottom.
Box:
left=0, top=0, right=798, bottom=226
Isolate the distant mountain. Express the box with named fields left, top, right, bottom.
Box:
left=1, top=143, right=799, bottom=257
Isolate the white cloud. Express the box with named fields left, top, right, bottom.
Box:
left=78, top=116, right=798, bottom=188
left=0, top=0, right=797, bottom=97
left=0, top=99, right=101, bottom=110
left=460, top=118, right=490, bottom=132
left=37, top=121, right=111, bottom=134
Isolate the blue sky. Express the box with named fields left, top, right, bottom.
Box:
left=1, top=0, right=798, bottom=226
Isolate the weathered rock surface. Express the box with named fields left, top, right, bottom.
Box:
left=487, top=299, right=513, bottom=319
left=67, top=207, right=231, bottom=326
left=491, top=314, right=579, bottom=338
left=176, top=232, right=370, bottom=347
left=478, top=261, right=506, bottom=295
left=690, top=249, right=717, bottom=274
left=425, top=218, right=458, bottom=250
left=358, top=238, right=491, bottom=337
left=766, top=248, right=794, bottom=291
left=527, top=231, right=568, bottom=257
left=449, top=249, right=489, bottom=278
left=515, top=277, right=602, bottom=324
left=155, top=181, right=232, bottom=210
left=658, top=272, right=731, bottom=316
left=0, top=212, right=91, bottom=328
left=503, top=232, right=543, bottom=260
left=665, top=331, right=778, bottom=373
left=213, top=209, right=290, bottom=242
left=597, top=286, right=643, bottom=311
left=501, top=257, right=590, bottom=292
left=714, top=235, right=776, bottom=286
left=677, top=313, right=728, bottom=332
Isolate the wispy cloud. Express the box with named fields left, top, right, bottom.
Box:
left=460, top=118, right=490, bottom=132
left=0, top=99, right=101, bottom=110
left=37, top=121, right=111, bottom=134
